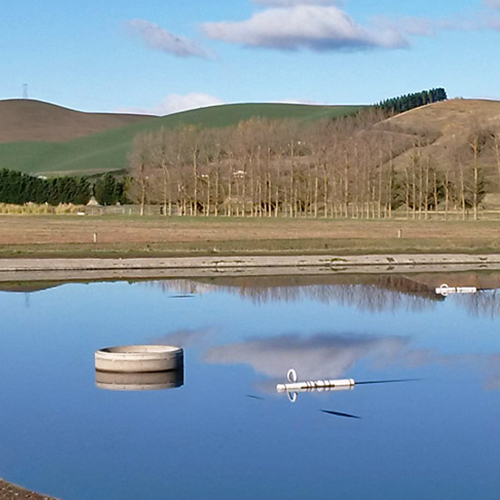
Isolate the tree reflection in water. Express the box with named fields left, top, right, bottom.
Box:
left=147, top=275, right=442, bottom=313
left=147, top=274, right=500, bottom=316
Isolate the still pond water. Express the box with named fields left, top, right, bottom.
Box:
left=1, top=274, right=500, bottom=499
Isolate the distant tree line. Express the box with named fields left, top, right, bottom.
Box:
left=93, top=173, right=128, bottom=205
left=0, top=169, right=130, bottom=206
left=378, top=88, right=448, bottom=114
left=0, top=169, right=91, bottom=205
left=127, top=106, right=493, bottom=220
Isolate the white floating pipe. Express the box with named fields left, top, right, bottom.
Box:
left=277, top=378, right=355, bottom=394
left=277, top=369, right=356, bottom=402
left=435, top=283, right=477, bottom=296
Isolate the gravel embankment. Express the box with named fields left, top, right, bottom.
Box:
left=1, top=254, right=500, bottom=283
left=0, top=479, right=59, bottom=500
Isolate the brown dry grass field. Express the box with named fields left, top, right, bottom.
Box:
left=387, top=98, right=500, bottom=133
left=1, top=215, right=500, bottom=258
left=0, top=99, right=150, bottom=143
left=382, top=99, right=500, bottom=201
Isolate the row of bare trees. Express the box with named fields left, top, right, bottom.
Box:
left=127, top=111, right=497, bottom=219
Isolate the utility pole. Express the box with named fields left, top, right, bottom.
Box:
left=23, top=83, right=28, bottom=99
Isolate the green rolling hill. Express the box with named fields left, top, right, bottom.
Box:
left=0, top=100, right=364, bottom=176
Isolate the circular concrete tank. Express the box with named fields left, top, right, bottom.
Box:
left=95, top=368, right=184, bottom=391
left=95, top=345, right=183, bottom=373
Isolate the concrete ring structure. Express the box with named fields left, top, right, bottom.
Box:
left=95, top=368, right=184, bottom=391
left=95, top=345, right=183, bottom=373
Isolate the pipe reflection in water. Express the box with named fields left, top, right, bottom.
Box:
left=277, top=369, right=355, bottom=403
left=95, top=367, right=184, bottom=391
left=277, top=369, right=417, bottom=404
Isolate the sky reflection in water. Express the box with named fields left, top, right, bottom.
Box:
left=0, top=276, right=499, bottom=500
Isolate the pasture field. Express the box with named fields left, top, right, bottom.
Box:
left=1, top=215, right=500, bottom=258
left=0, top=101, right=363, bottom=176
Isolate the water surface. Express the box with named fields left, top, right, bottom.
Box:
left=0, top=274, right=499, bottom=499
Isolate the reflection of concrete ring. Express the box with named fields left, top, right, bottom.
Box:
left=95, top=369, right=184, bottom=391
left=95, top=345, right=183, bottom=373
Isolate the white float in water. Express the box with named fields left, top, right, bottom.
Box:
left=277, top=369, right=355, bottom=402
left=95, top=345, right=184, bottom=373
left=435, top=283, right=477, bottom=296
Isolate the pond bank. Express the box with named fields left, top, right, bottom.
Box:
left=1, top=254, right=500, bottom=282
left=0, top=478, right=59, bottom=500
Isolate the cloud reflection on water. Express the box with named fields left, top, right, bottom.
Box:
left=205, top=332, right=500, bottom=392
left=205, top=333, right=409, bottom=380
left=143, top=278, right=500, bottom=391
left=151, top=327, right=216, bottom=348
left=403, top=349, right=500, bottom=391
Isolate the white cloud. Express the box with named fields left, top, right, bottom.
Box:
left=119, top=94, right=325, bottom=116
left=202, top=5, right=408, bottom=52
left=484, top=0, right=500, bottom=9
left=126, top=19, right=210, bottom=58
left=374, top=5, right=500, bottom=37
left=156, top=93, right=224, bottom=115
left=120, top=92, right=224, bottom=116
left=275, top=97, right=323, bottom=104
left=373, top=15, right=476, bottom=37
left=375, top=16, right=438, bottom=37
left=483, top=13, right=500, bottom=30
left=253, top=0, right=343, bottom=6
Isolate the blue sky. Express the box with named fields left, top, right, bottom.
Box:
left=2, top=0, right=500, bottom=114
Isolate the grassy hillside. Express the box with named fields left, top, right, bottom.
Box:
left=0, top=102, right=364, bottom=176
left=378, top=99, right=500, bottom=203
left=385, top=98, right=500, bottom=131
left=0, top=99, right=151, bottom=143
